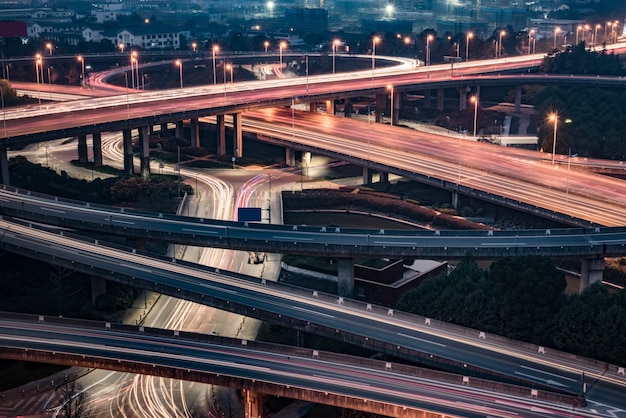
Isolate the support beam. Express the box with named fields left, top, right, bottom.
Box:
left=217, top=114, right=226, bottom=156
left=514, top=86, right=522, bottom=113
left=77, top=134, right=88, bottom=164
left=325, top=99, right=334, bottom=115
left=343, top=98, right=353, bottom=117
left=452, top=190, right=460, bottom=209
left=175, top=120, right=184, bottom=139
left=375, top=94, right=384, bottom=123
left=190, top=118, right=200, bottom=148
left=459, top=88, right=467, bottom=111
left=0, top=146, right=9, bottom=186
left=362, top=166, right=373, bottom=184
left=233, top=113, right=242, bottom=158
left=337, top=258, right=354, bottom=297
left=285, top=147, right=295, bottom=167
left=437, top=89, right=445, bottom=111
left=160, top=123, right=168, bottom=133
left=140, top=126, right=150, bottom=179
left=309, top=102, right=316, bottom=112
left=91, top=276, right=107, bottom=305
left=123, top=128, right=134, bottom=175
left=391, top=92, right=401, bottom=125
left=92, top=132, right=103, bottom=166
left=423, top=90, right=431, bottom=108
left=244, top=389, right=262, bottom=418
left=379, top=172, right=389, bottom=184
left=580, top=258, right=605, bottom=292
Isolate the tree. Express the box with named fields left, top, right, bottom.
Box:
left=54, top=380, right=92, bottom=418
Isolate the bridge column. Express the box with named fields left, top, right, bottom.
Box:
left=391, top=91, right=401, bottom=125
left=514, top=86, right=522, bottom=113
left=217, top=114, right=226, bottom=156
left=140, top=126, right=150, bottom=179
left=190, top=118, right=200, bottom=148
left=91, top=277, right=107, bottom=305
left=92, top=132, right=103, bottom=166
left=343, top=98, right=353, bottom=117
left=123, top=128, right=134, bottom=175
left=580, top=258, right=605, bottom=292
left=436, top=88, right=445, bottom=111
left=325, top=99, right=334, bottom=115
left=233, top=113, right=243, bottom=158
left=285, top=147, right=295, bottom=166
left=362, top=166, right=372, bottom=184
left=379, top=172, right=389, bottom=184
left=337, top=258, right=354, bottom=297
left=77, top=134, right=88, bottom=164
left=244, top=389, right=262, bottom=418
left=452, top=190, right=460, bottom=209
left=423, top=90, right=431, bottom=108
left=375, top=94, right=384, bottom=123
left=160, top=123, right=168, bottom=133
left=459, top=88, right=467, bottom=111
left=309, top=102, right=316, bottom=112
left=0, top=146, right=9, bottom=185
left=175, top=121, right=184, bottom=139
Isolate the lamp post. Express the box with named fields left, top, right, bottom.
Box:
left=35, top=54, right=42, bottom=105
left=264, top=41, right=269, bottom=52
left=130, top=56, right=136, bottom=89
left=77, top=55, right=85, bottom=86
left=372, top=36, right=380, bottom=70
left=191, top=42, right=197, bottom=52
left=426, top=34, right=433, bottom=65
left=118, top=42, right=124, bottom=54
left=550, top=113, right=558, bottom=165
left=47, top=65, right=52, bottom=100
left=46, top=42, right=53, bottom=56
left=465, top=32, right=473, bottom=61
left=470, top=95, right=478, bottom=137
left=212, top=45, right=219, bottom=84
left=528, top=29, right=535, bottom=55
left=497, top=30, right=505, bottom=59
left=584, top=24, right=590, bottom=44
left=279, top=41, right=286, bottom=67
left=576, top=25, right=582, bottom=45
left=387, top=84, right=394, bottom=126
left=175, top=59, right=183, bottom=88
left=606, top=21, right=611, bottom=38
left=594, top=24, right=601, bottom=48
left=226, top=63, right=233, bottom=83
left=332, top=39, right=340, bottom=74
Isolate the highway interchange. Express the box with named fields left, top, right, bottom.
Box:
left=2, top=46, right=626, bottom=416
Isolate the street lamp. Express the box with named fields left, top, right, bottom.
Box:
left=46, top=42, right=53, bottom=56
left=550, top=113, right=558, bottom=165
left=554, top=27, right=561, bottom=49
left=191, top=42, right=197, bottom=52
left=470, top=95, right=478, bottom=137
left=426, top=34, right=433, bottom=65
left=118, top=42, right=124, bottom=53
left=594, top=24, right=601, bottom=48
left=528, top=29, right=535, bottom=55
left=387, top=84, right=394, bottom=126
left=226, top=63, right=233, bottom=83
left=77, top=55, right=85, bottom=87
left=264, top=41, right=269, bottom=52
left=279, top=41, right=286, bottom=67
left=576, top=25, right=582, bottom=45
left=35, top=54, right=42, bottom=104
left=130, top=56, right=137, bottom=89
left=267, top=0, right=274, bottom=16
left=372, top=36, right=380, bottom=70
left=584, top=24, right=590, bottom=44
left=465, top=32, right=473, bottom=61
left=332, top=39, right=340, bottom=74
left=175, top=59, right=183, bottom=88
left=212, top=45, right=219, bottom=84
left=497, top=30, right=506, bottom=59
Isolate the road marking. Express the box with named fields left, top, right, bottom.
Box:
left=273, top=236, right=313, bottom=241
left=182, top=228, right=219, bottom=234
left=397, top=333, right=446, bottom=347
left=481, top=242, right=525, bottom=246
left=291, top=306, right=335, bottom=318
left=520, top=365, right=577, bottom=382
left=112, top=219, right=135, bottom=225
left=514, top=371, right=568, bottom=387
left=40, top=206, right=65, bottom=214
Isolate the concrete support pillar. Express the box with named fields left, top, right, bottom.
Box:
left=77, top=134, right=88, bottom=164
left=580, top=258, right=605, bottom=292
left=391, top=91, right=401, bottom=125
left=285, top=147, right=295, bottom=167
left=175, top=120, right=184, bottom=139
left=140, top=126, right=150, bottom=179
left=437, top=88, right=445, bottom=111
left=309, top=102, right=316, bottom=112
left=459, top=88, right=467, bottom=111
left=91, top=276, right=107, bottom=305
left=0, top=147, right=9, bottom=186
left=233, top=113, right=242, bottom=158
left=423, top=90, right=431, bottom=108
left=362, top=166, right=372, bottom=184
left=149, top=125, right=155, bottom=135
left=217, top=114, right=226, bottom=156
left=244, top=389, right=262, bottom=418
left=379, top=172, right=389, bottom=184
left=123, top=128, right=134, bottom=175
left=160, top=123, right=168, bottom=132
left=514, top=86, right=522, bottom=113
left=325, top=99, right=334, bottom=115
left=337, top=258, right=354, bottom=297
left=190, top=118, right=200, bottom=148
left=92, top=132, right=103, bottom=166
left=375, top=94, right=384, bottom=123
left=343, top=98, right=353, bottom=117
left=302, top=151, right=312, bottom=167
left=452, top=190, right=460, bottom=209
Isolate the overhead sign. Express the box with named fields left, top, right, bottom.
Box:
left=238, top=207, right=262, bottom=222
left=444, top=56, right=463, bottom=63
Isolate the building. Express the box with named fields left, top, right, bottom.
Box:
left=117, top=26, right=181, bottom=50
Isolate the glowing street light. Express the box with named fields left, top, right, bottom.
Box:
left=267, top=0, right=274, bottom=16
left=77, top=55, right=85, bottom=86
left=387, top=84, right=394, bottom=126
left=594, top=24, right=601, bottom=48
left=497, top=30, right=506, bottom=59
left=279, top=41, right=286, bottom=66
left=191, top=42, right=197, bottom=52
left=175, top=59, right=183, bottom=88
left=46, top=42, right=53, bottom=56
left=264, top=41, right=269, bottom=52
left=528, top=29, right=535, bottom=55
left=550, top=113, right=559, bottom=165
left=118, top=42, right=124, bottom=53
left=212, top=45, right=219, bottom=84
left=385, top=3, right=393, bottom=18
left=466, top=32, right=473, bottom=61
left=372, top=36, right=380, bottom=70
left=554, top=27, right=561, bottom=49
left=426, top=34, right=433, bottom=65
left=470, top=96, right=478, bottom=137
left=35, top=54, right=42, bottom=104
left=226, top=63, right=233, bottom=83
left=332, top=39, right=340, bottom=74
